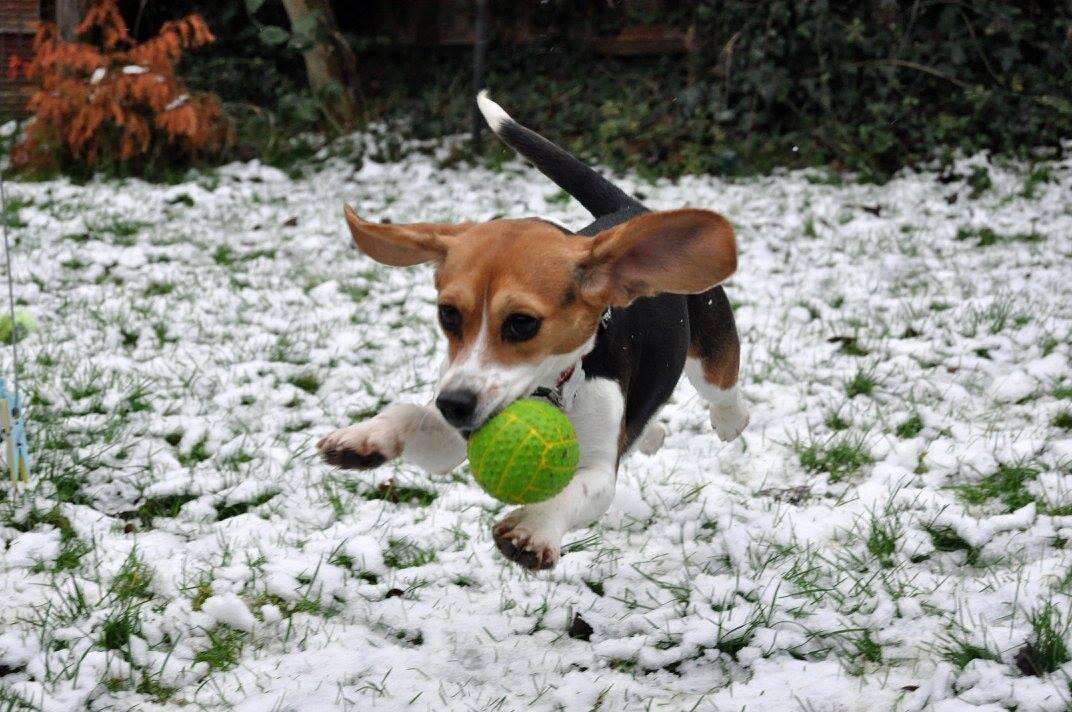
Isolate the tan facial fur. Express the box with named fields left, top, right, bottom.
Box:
left=434, top=219, right=605, bottom=367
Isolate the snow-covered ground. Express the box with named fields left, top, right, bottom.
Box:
left=1, top=140, right=1071, bottom=711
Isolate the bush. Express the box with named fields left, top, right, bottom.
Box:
left=348, top=1, right=1072, bottom=178
left=14, top=0, right=229, bottom=177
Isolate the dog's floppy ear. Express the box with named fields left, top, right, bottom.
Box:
left=578, top=209, right=737, bottom=306
left=343, top=204, right=473, bottom=267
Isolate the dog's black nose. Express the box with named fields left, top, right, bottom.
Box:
left=436, top=389, right=478, bottom=427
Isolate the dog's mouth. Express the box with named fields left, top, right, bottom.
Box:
left=450, top=400, right=512, bottom=439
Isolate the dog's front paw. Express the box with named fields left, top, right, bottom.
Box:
left=317, top=420, right=402, bottom=470
left=492, top=509, right=563, bottom=570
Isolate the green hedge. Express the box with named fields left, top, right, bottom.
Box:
left=352, top=1, right=1072, bottom=179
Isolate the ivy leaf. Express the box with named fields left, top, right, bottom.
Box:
left=259, top=26, right=290, bottom=46
left=288, top=11, right=321, bottom=50
left=245, top=0, right=267, bottom=15
left=292, top=11, right=321, bottom=38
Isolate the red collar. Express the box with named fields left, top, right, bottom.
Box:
left=555, top=365, right=576, bottom=389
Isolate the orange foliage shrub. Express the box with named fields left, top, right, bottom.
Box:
left=14, top=0, right=230, bottom=172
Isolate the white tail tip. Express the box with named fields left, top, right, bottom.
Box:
left=476, top=90, right=510, bottom=133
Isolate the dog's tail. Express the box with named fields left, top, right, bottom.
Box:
left=477, top=91, right=640, bottom=219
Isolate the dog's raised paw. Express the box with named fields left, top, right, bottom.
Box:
left=492, top=514, right=562, bottom=570
left=319, top=446, right=387, bottom=470
left=317, top=422, right=401, bottom=470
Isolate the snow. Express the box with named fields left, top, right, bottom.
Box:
left=200, top=592, right=257, bottom=632
left=0, top=138, right=1070, bottom=710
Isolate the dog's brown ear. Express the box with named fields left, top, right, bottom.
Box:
left=579, top=209, right=737, bottom=306
left=343, top=204, right=473, bottom=267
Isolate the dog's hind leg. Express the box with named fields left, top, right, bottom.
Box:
left=685, top=286, right=749, bottom=442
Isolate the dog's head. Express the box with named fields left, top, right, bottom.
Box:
left=343, top=205, right=736, bottom=433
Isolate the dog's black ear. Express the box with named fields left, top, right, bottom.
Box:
left=579, top=209, right=736, bottom=306
left=343, top=204, right=473, bottom=267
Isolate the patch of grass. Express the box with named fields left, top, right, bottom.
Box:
left=291, top=596, right=337, bottom=618
left=545, top=189, right=570, bottom=205
left=966, top=165, right=992, bottom=199
left=133, top=493, right=197, bottom=526
left=852, top=630, right=883, bottom=665
left=329, top=551, right=355, bottom=569
left=926, top=526, right=981, bottom=566
left=10, top=504, right=77, bottom=540
left=866, top=517, right=899, bottom=568
left=99, top=605, right=141, bottom=651
left=215, top=490, right=279, bottom=521
left=1, top=196, right=31, bottom=229
left=1021, top=164, right=1052, bottom=199
left=118, top=383, right=153, bottom=415
left=193, top=627, right=247, bottom=672
left=799, top=436, right=872, bottom=482
left=220, top=451, right=254, bottom=470
left=213, top=245, right=236, bottom=266
left=895, top=413, right=924, bottom=439
left=287, top=373, right=320, bottom=394
left=715, top=628, right=754, bottom=658
left=955, top=463, right=1039, bottom=512
left=47, top=468, right=89, bottom=504
left=1052, top=411, right=1072, bottom=430
left=955, top=226, right=1044, bottom=247
left=825, top=412, right=851, bottom=431
left=109, top=552, right=154, bottom=601
left=1015, top=602, right=1071, bottom=676
left=143, top=281, right=174, bottom=297
left=134, top=674, right=177, bottom=703
left=845, top=370, right=877, bottom=398
left=213, top=245, right=276, bottom=265
left=1054, top=385, right=1072, bottom=400
left=176, top=438, right=211, bottom=468
left=189, top=575, right=214, bottom=612
left=360, top=480, right=437, bottom=507
left=828, top=335, right=869, bottom=357
left=88, top=216, right=149, bottom=246
left=936, top=629, right=1001, bottom=669
left=383, top=538, right=438, bottom=569
left=50, top=538, right=93, bottom=573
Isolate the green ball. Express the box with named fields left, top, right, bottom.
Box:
left=467, top=398, right=579, bottom=504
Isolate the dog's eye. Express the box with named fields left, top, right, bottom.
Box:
left=438, top=304, right=462, bottom=336
left=501, top=313, right=541, bottom=343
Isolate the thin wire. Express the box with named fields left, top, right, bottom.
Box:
left=0, top=140, right=21, bottom=407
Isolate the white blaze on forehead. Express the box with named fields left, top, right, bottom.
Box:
left=437, top=310, right=594, bottom=427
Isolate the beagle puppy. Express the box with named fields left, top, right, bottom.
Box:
left=318, top=92, right=748, bottom=570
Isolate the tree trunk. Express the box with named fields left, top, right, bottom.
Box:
left=280, top=0, right=360, bottom=130
left=56, top=0, right=87, bottom=41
